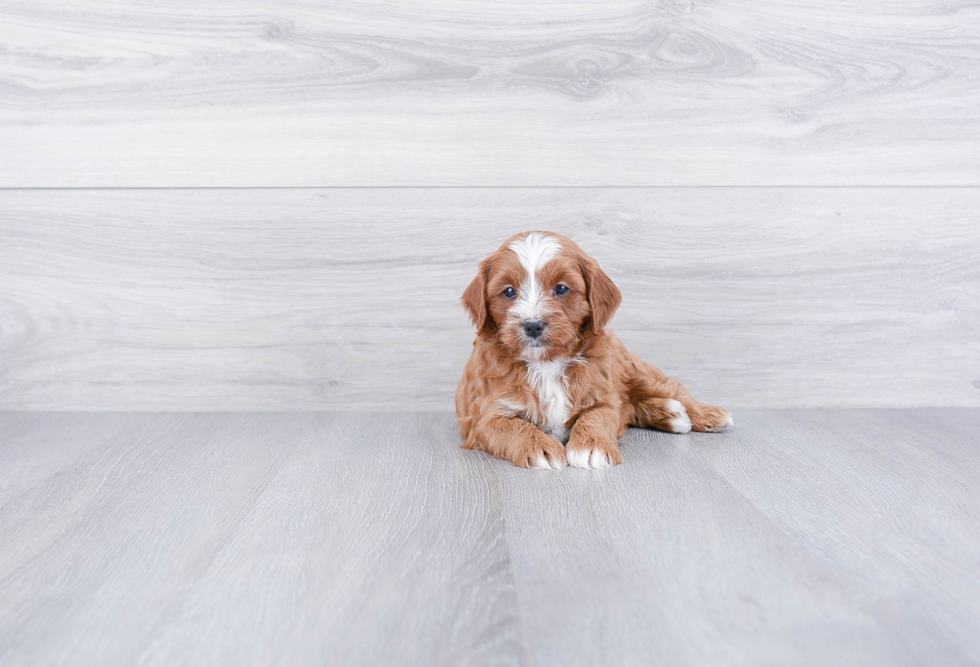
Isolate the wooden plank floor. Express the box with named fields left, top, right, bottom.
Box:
left=2, top=410, right=979, bottom=666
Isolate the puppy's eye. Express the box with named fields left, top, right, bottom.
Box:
left=554, top=284, right=569, bottom=296
left=502, top=287, right=516, bottom=299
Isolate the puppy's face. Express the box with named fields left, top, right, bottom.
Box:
left=462, top=232, right=621, bottom=361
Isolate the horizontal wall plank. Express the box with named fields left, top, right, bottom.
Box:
left=1, top=187, right=978, bottom=410
left=1, top=1, right=979, bottom=186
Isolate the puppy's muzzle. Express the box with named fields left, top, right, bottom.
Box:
left=523, top=319, right=546, bottom=340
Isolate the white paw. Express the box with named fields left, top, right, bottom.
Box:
left=665, top=399, right=692, bottom=433
left=566, top=447, right=611, bottom=469
left=532, top=451, right=565, bottom=470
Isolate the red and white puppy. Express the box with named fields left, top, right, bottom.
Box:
left=456, top=231, right=732, bottom=469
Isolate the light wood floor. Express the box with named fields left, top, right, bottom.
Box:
left=2, top=410, right=979, bottom=666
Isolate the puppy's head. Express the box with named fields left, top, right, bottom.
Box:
left=462, top=232, right=621, bottom=360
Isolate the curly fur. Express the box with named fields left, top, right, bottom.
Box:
left=456, top=231, right=732, bottom=469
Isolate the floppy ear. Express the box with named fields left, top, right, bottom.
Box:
left=461, top=257, right=495, bottom=334
left=581, top=255, right=622, bottom=334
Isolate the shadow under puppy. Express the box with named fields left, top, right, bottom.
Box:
left=456, top=231, right=732, bottom=469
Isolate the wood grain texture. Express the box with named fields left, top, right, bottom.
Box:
left=2, top=187, right=978, bottom=411
left=695, top=410, right=980, bottom=664
left=1, top=410, right=979, bottom=665
left=0, top=412, right=521, bottom=667
left=1, top=0, right=979, bottom=186
left=491, top=408, right=980, bottom=666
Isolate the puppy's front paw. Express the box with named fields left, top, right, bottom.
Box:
left=566, top=434, right=622, bottom=469
left=514, top=433, right=567, bottom=470
left=686, top=402, right=734, bottom=432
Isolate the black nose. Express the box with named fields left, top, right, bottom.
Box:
left=523, top=319, right=546, bottom=339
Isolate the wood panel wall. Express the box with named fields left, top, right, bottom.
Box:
left=1, top=1, right=978, bottom=409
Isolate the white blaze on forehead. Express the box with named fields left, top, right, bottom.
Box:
left=508, top=232, right=561, bottom=320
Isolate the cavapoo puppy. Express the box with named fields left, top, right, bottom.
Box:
left=456, top=231, right=732, bottom=470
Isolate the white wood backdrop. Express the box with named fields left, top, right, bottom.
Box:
left=1, top=0, right=979, bottom=186
left=1, top=0, right=978, bottom=409
left=1, top=188, right=977, bottom=410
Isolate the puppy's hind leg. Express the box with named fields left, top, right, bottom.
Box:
left=632, top=397, right=693, bottom=434
left=681, top=399, right=734, bottom=433
left=623, top=351, right=733, bottom=433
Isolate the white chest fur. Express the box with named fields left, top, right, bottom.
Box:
left=525, top=358, right=573, bottom=443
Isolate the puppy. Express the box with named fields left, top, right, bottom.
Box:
left=456, top=231, right=732, bottom=469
